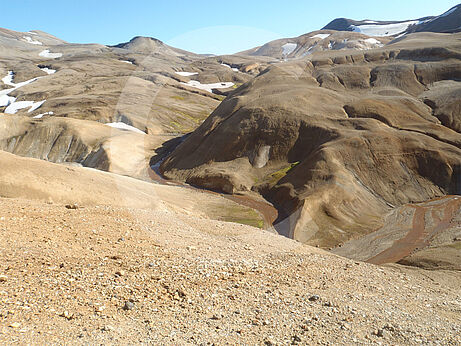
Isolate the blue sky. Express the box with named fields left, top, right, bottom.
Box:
left=3, top=0, right=460, bottom=54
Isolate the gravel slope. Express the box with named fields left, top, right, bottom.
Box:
left=0, top=197, right=459, bottom=344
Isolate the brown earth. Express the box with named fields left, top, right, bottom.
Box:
left=334, top=196, right=461, bottom=270
left=161, top=32, right=461, bottom=250
left=0, top=196, right=460, bottom=344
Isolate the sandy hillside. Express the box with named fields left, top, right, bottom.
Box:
left=0, top=197, right=460, bottom=344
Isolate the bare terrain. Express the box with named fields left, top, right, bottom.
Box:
left=0, top=197, right=460, bottom=344
left=0, top=3, right=460, bottom=344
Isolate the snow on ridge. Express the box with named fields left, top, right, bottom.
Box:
left=175, top=71, right=198, bottom=77
left=40, top=67, right=56, bottom=75
left=39, top=50, right=62, bottom=59
left=106, top=122, right=146, bottom=134
left=23, top=36, right=42, bottom=45
left=121, top=60, right=134, bottom=65
left=310, top=34, right=331, bottom=40
left=350, top=21, right=419, bottom=37
left=440, top=6, right=458, bottom=18
left=180, top=80, right=234, bottom=93
left=282, top=43, right=297, bottom=57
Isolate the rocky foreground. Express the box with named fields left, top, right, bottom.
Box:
left=0, top=197, right=459, bottom=344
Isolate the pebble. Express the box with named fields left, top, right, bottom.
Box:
left=9, top=322, right=21, bottom=329
left=308, top=295, right=320, bottom=302
left=0, top=275, right=7, bottom=282
left=115, top=270, right=125, bottom=277
left=102, top=325, right=115, bottom=332
left=123, top=301, right=135, bottom=311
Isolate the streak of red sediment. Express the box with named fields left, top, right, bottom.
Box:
left=367, top=196, right=461, bottom=265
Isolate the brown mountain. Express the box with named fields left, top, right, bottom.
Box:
left=161, top=32, right=461, bottom=260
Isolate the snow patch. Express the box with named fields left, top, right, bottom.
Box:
left=40, top=67, right=56, bottom=75
left=5, top=100, right=45, bottom=114
left=175, top=71, right=198, bottom=77
left=106, top=122, right=145, bottom=134
left=0, top=95, right=16, bottom=107
left=23, top=36, right=42, bottom=45
left=33, top=111, right=54, bottom=119
left=350, top=21, right=419, bottom=36
left=364, top=38, right=382, bottom=45
left=2, top=71, right=38, bottom=89
left=221, top=63, right=239, bottom=72
left=180, top=80, right=234, bottom=93
left=282, top=43, right=297, bottom=57
left=310, top=34, right=331, bottom=40
left=1, top=71, right=15, bottom=86
left=39, top=50, right=62, bottom=59
left=0, top=71, right=43, bottom=114
left=121, top=60, right=134, bottom=64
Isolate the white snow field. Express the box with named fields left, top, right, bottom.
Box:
left=310, top=34, right=331, bottom=40
left=40, top=67, right=56, bottom=75
left=282, top=43, right=297, bottom=57
left=23, top=36, right=42, bottom=45
left=350, top=21, right=419, bottom=36
left=39, top=50, right=63, bottom=59
left=175, top=71, right=198, bottom=77
left=180, top=80, right=234, bottom=93
left=121, top=60, right=134, bottom=64
left=5, top=100, right=45, bottom=114
left=105, top=122, right=146, bottom=134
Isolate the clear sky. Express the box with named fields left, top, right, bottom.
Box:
left=3, top=0, right=460, bottom=55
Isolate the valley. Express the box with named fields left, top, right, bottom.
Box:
left=0, top=2, right=460, bottom=344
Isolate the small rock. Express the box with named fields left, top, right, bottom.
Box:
left=375, top=329, right=385, bottom=338
left=65, top=203, right=79, bottom=210
left=9, top=322, right=20, bottom=329
left=292, top=335, right=302, bottom=344
left=123, top=301, right=134, bottom=311
left=60, top=311, right=73, bottom=320
left=308, top=295, right=320, bottom=302
left=0, top=275, right=7, bottom=282
left=186, top=246, right=197, bottom=251
left=210, top=314, right=221, bottom=320
left=115, top=270, right=125, bottom=277
left=102, top=325, right=115, bottom=332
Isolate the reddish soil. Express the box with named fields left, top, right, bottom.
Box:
left=367, top=196, right=461, bottom=265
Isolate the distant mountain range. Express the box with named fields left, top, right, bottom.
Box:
left=323, top=3, right=461, bottom=36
